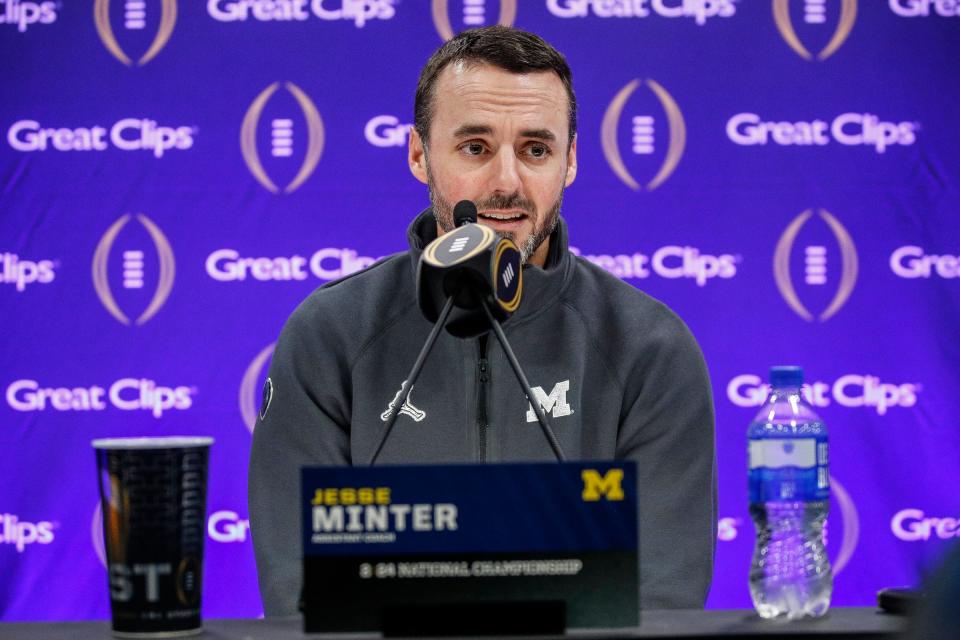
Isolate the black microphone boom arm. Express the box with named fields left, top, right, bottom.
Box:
left=368, top=296, right=456, bottom=466
left=481, top=302, right=567, bottom=462
left=372, top=202, right=566, bottom=464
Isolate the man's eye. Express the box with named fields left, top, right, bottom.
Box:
left=463, top=143, right=485, bottom=155
left=527, top=144, right=550, bottom=158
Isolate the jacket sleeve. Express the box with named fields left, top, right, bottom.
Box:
left=616, top=312, right=717, bottom=609
left=248, top=301, right=351, bottom=616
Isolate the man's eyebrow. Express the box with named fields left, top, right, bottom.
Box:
left=451, top=125, right=557, bottom=143
left=520, top=128, right=556, bottom=142
left=452, top=124, right=493, bottom=138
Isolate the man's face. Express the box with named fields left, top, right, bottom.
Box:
left=409, top=62, right=577, bottom=267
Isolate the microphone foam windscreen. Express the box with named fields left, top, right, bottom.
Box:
left=453, top=200, right=478, bottom=227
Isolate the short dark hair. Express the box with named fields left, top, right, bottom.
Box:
left=414, top=26, right=577, bottom=147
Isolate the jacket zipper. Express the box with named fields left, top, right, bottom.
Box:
left=477, top=337, right=489, bottom=462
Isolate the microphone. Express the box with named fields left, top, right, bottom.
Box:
left=418, top=201, right=522, bottom=339
left=453, top=199, right=477, bottom=227
left=369, top=200, right=566, bottom=465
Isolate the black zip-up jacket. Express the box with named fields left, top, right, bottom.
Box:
left=249, top=210, right=717, bottom=615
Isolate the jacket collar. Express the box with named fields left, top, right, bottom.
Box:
left=406, top=209, right=573, bottom=323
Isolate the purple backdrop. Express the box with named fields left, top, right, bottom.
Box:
left=2, top=0, right=959, bottom=621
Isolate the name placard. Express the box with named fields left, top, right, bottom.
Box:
left=301, top=461, right=638, bottom=633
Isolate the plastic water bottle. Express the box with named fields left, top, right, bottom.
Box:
left=748, top=366, right=832, bottom=619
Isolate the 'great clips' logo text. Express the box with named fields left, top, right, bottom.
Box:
left=727, top=373, right=919, bottom=416
left=1, top=0, right=58, bottom=32
left=0, top=514, right=55, bottom=552
left=726, top=112, right=917, bottom=154
left=547, top=0, right=737, bottom=25
left=889, top=0, right=960, bottom=18
left=7, top=119, right=195, bottom=158
left=6, top=378, right=196, bottom=418
left=208, top=0, right=396, bottom=28
left=891, top=509, right=960, bottom=542
left=0, top=253, right=55, bottom=291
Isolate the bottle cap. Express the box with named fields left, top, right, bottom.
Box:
left=770, top=365, right=803, bottom=388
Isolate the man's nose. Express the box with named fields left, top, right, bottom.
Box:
left=489, top=146, right=522, bottom=195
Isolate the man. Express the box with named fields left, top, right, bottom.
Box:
left=249, top=26, right=716, bottom=615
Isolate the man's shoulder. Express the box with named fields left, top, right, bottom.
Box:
left=568, top=255, right=686, bottom=332
left=300, top=251, right=410, bottom=308
left=565, top=255, right=710, bottom=395
left=281, top=251, right=416, bottom=350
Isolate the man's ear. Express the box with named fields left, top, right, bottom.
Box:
left=408, top=128, right=429, bottom=185
left=564, top=134, right=577, bottom=187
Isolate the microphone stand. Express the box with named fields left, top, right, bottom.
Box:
left=368, top=293, right=568, bottom=465
left=481, top=302, right=566, bottom=462
left=369, top=296, right=455, bottom=466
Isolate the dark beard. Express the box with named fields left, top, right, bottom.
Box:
left=426, top=161, right=564, bottom=264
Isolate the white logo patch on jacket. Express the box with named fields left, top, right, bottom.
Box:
left=380, top=381, right=426, bottom=422
left=527, top=380, right=574, bottom=422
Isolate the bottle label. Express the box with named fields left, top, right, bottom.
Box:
left=748, top=437, right=829, bottom=502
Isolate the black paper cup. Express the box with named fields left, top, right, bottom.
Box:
left=93, top=436, right=213, bottom=638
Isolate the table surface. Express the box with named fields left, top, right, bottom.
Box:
left=1, top=608, right=908, bottom=639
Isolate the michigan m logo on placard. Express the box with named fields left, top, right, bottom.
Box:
left=581, top=469, right=625, bottom=502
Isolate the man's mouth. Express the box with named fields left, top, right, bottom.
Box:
left=478, top=210, right=528, bottom=224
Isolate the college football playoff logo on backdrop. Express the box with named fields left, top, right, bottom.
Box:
left=92, top=213, right=175, bottom=326
left=601, top=78, right=686, bottom=191
left=240, top=82, right=325, bottom=194
left=94, top=0, right=177, bottom=66
left=772, top=0, right=857, bottom=61
left=240, top=343, right=275, bottom=433
left=829, top=475, right=859, bottom=577
left=773, top=208, right=858, bottom=322
left=432, top=0, right=517, bottom=41
left=91, top=503, right=107, bottom=568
